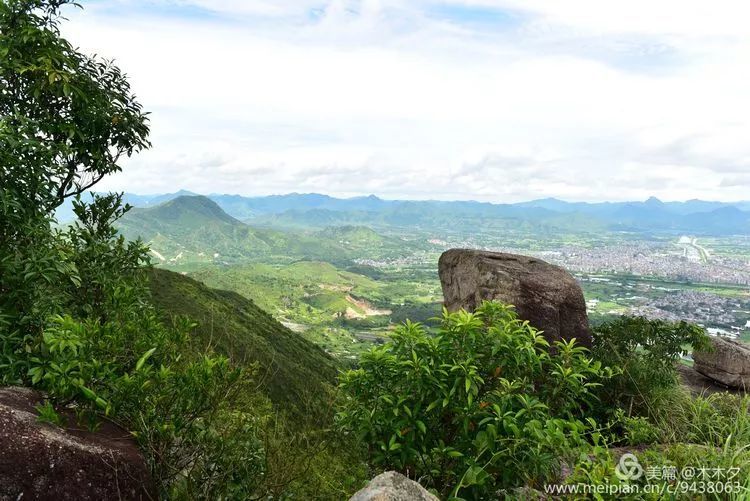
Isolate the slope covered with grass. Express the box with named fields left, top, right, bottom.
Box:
left=117, top=195, right=421, bottom=266
left=188, top=261, right=381, bottom=317
left=148, top=268, right=338, bottom=423
left=119, top=196, right=281, bottom=263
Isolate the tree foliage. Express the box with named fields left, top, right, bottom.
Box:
left=337, top=302, right=614, bottom=499
left=0, top=0, right=149, bottom=341
left=0, top=2, right=271, bottom=498
left=0, top=0, right=149, bottom=212
left=591, top=316, right=711, bottom=415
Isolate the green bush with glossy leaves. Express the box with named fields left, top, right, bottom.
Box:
left=337, top=301, right=614, bottom=499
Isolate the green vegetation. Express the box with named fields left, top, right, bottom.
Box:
left=338, top=303, right=750, bottom=499
left=117, top=195, right=420, bottom=266
left=186, top=260, right=442, bottom=359
left=565, top=392, right=750, bottom=500
left=0, top=3, right=363, bottom=499
left=117, top=196, right=304, bottom=264
left=592, top=316, right=711, bottom=415
left=147, top=269, right=366, bottom=499
left=148, top=268, right=337, bottom=424
left=3, top=189, right=268, bottom=497
left=338, top=302, right=612, bottom=499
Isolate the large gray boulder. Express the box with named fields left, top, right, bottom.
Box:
left=438, top=249, right=592, bottom=348
left=677, top=364, right=745, bottom=395
left=0, top=386, right=154, bottom=500
left=693, top=337, right=750, bottom=389
left=350, top=471, right=439, bottom=501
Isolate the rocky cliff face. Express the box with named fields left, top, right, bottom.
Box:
left=0, top=387, right=154, bottom=500
left=438, top=249, right=592, bottom=348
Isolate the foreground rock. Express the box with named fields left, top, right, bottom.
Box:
left=0, top=386, right=154, bottom=500
left=677, top=364, right=745, bottom=395
left=350, top=472, right=439, bottom=501
left=438, top=249, right=592, bottom=348
left=693, top=337, right=750, bottom=389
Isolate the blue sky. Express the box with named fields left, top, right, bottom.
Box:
left=63, top=0, right=750, bottom=202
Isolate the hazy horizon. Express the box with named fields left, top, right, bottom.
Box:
left=97, top=189, right=750, bottom=206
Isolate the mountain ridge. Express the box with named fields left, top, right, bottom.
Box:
left=116, top=195, right=420, bottom=264
left=58, top=190, right=750, bottom=219
left=60, top=191, right=750, bottom=236
left=147, top=268, right=337, bottom=424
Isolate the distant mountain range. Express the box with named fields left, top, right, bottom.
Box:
left=57, top=191, right=750, bottom=236
left=114, top=195, right=416, bottom=265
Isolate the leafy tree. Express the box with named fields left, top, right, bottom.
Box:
left=64, top=193, right=150, bottom=322
left=337, top=302, right=613, bottom=499
left=591, top=316, right=711, bottom=416
left=28, top=307, right=268, bottom=498
left=0, top=3, right=272, bottom=498
left=0, top=0, right=149, bottom=211
left=0, top=0, right=149, bottom=345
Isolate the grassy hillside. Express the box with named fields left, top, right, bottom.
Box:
left=187, top=260, right=375, bottom=314
left=186, top=261, right=443, bottom=361
left=313, top=225, right=407, bottom=252
left=187, top=261, right=385, bottom=357
left=148, top=268, right=338, bottom=423
left=119, top=196, right=280, bottom=263
left=118, top=195, right=420, bottom=266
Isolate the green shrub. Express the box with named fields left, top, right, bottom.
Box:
left=1, top=191, right=270, bottom=498
left=256, top=417, right=369, bottom=500
left=619, top=411, right=661, bottom=446
left=35, top=400, right=64, bottom=427
left=23, top=289, right=269, bottom=499
left=592, top=316, right=710, bottom=417
left=567, top=389, right=750, bottom=500
left=337, top=301, right=614, bottom=499
left=567, top=442, right=750, bottom=501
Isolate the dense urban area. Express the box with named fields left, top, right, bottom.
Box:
left=352, top=233, right=750, bottom=351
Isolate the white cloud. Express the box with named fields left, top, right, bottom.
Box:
left=61, top=0, right=750, bottom=201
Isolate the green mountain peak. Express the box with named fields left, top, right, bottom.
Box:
left=147, top=195, right=241, bottom=225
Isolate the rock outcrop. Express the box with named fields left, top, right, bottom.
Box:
left=349, top=471, right=439, bottom=501
left=438, top=249, right=592, bottom=348
left=677, top=364, right=745, bottom=395
left=693, top=337, right=750, bottom=389
left=0, top=386, right=154, bottom=500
